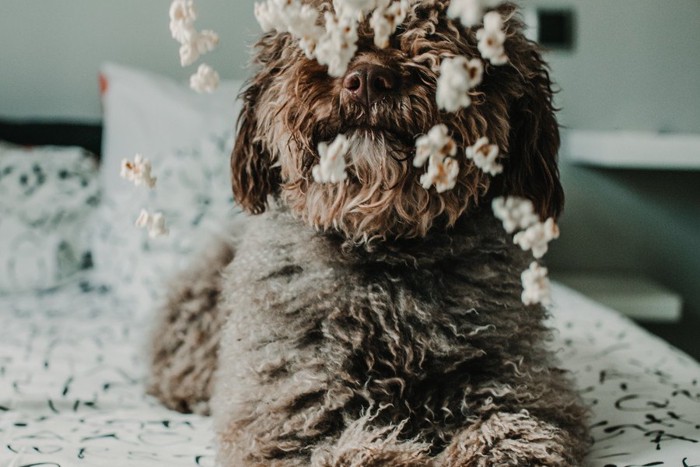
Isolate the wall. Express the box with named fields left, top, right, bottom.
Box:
left=1, top=1, right=699, bottom=317
left=0, top=0, right=257, bottom=121
left=520, top=0, right=700, bottom=319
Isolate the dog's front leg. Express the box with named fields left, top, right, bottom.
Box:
left=437, top=411, right=578, bottom=467
left=309, top=414, right=434, bottom=467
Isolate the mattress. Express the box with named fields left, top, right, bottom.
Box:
left=1, top=278, right=699, bottom=467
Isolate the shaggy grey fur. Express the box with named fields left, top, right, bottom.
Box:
left=150, top=204, right=589, bottom=465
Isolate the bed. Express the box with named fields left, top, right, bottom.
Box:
left=1, top=63, right=699, bottom=467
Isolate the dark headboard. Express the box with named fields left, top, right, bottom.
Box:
left=0, top=120, right=103, bottom=158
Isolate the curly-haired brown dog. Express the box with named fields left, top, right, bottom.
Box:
left=148, top=1, right=590, bottom=465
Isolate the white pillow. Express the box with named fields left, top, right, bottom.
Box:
left=93, top=64, right=244, bottom=312
left=0, top=142, right=99, bottom=293
left=99, top=62, right=243, bottom=197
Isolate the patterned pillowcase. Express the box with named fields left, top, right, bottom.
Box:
left=89, top=132, right=241, bottom=312
left=0, top=142, right=99, bottom=293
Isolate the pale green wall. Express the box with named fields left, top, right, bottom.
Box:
left=520, top=0, right=700, bottom=319
left=1, top=1, right=699, bottom=318
left=0, top=0, right=257, bottom=120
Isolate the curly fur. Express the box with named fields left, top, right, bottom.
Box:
left=149, top=0, right=589, bottom=465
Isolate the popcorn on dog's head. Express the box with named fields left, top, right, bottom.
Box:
left=231, top=0, right=563, bottom=244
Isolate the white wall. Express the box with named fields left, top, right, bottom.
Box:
left=0, top=0, right=257, bottom=121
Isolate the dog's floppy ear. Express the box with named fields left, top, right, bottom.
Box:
left=231, top=81, right=278, bottom=214
left=231, top=34, right=288, bottom=214
left=497, top=38, right=565, bottom=220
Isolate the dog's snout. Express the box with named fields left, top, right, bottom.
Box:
left=342, top=65, right=400, bottom=107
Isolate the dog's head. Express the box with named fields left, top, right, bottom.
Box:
left=231, top=0, right=563, bottom=243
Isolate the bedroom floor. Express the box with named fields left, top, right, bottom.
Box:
left=640, top=312, right=700, bottom=363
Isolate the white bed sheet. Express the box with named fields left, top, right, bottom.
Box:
left=1, top=278, right=698, bottom=467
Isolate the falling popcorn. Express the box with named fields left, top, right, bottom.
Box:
left=136, top=209, right=170, bottom=239
left=370, top=0, right=410, bottom=49
left=420, top=156, right=459, bottom=193
left=513, top=217, right=560, bottom=259
left=414, top=124, right=457, bottom=167
left=436, top=56, right=483, bottom=112
left=169, top=0, right=197, bottom=43
left=190, top=63, right=220, bottom=93
left=447, top=0, right=504, bottom=28
left=179, top=30, right=219, bottom=67
left=521, top=261, right=551, bottom=306
left=312, top=134, right=351, bottom=183
left=492, top=196, right=539, bottom=233
left=414, top=125, right=459, bottom=192
left=477, top=11, right=508, bottom=65
left=466, top=136, right=503, bottom=176
left=315, top=12, right=360, bottom=77
left=121, top=154, right=157, bottom=188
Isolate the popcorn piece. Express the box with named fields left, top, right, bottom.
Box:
left=370, top=0, right=409, bottom=49
left=169, top=0, right=197, bottom=43
left=334, top=0, right=378, bottom=19
left=121, top=154, right=157, bottom=189
left=315, top=12, right=359, bottom=77
left=414, top=125, right=459, bottom=192
left=447, top=0, right=502, bottom=28
left=312, top=134, right=350, bottom=183
left=135, top=209, right=170, bottom=238
left=420, top=156, right=459, bottom=193
left=436, top=56, right=483, bottom=112
left=190, top=63, right=220, bottom=93
left=179, top=29, right=220, bottom=67
left=477, top=11, right=508, bottom=65
left=254, top=0, right=325, bottom=59
left=521, top=261, right=551, bottom=306
left=447, top=0, right=484, bottom=28
left=414, top=124, right=457, bottom=167
left=466, top=136, right=503, bottom=176
left=513, top=217, right=560, bottom=259
left=491, top=196, right=539, bottom=233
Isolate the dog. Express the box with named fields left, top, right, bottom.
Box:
left=148, top=1, right=590, bottom=465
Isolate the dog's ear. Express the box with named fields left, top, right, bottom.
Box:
left=497, top=37, right=565, bottom=220
left=231, top=82, right=277, bottom=214
left=231, top=34, right=287, bottom=214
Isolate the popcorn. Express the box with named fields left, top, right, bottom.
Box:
left=521, top=261, right=551, bottom=306
left=370, top=0, right=410, bottom=49
left=135, top=209, right=170, bottom=238
left=334, top=0, right=378, bottom=19
left=121, top=154, right=157, bottom=189
left=513, top=217, right=560, bottom=259
left=179, top=29, right=220, bottom=67
left=414, top=124, right=457, bottom=168
left=190, top=63, right=220, bottom=93
left=169, top=0, right=197, bottom=43
left=436, top=56, right=483, bottom=112
left=414, top=125, right=459, bottom=192
left=420, top=156, right=459, bottom=193
left=315, top=12, right=359, bottom=77
left=477, top=11, right=508, bottom=65
left=491, top=196, right=539, bottom=233
left=447, top=0, right=484, bottom=28
left=465, top=136, right=503, bottom=176
left=312, top=134, right=350, bottom=183
left=254, top=0, right=325, bottom=59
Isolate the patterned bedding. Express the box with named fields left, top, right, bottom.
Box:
left=1, top=278, right=699, bottom=467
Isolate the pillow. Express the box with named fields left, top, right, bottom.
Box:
left=99, top=62, right=244, bottom=197
left=92, top=63, right=245, bottom=312
left=0, top=142, right=99, bottom=293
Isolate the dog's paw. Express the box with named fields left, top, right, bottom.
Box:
left=438, top=411, right=577, bottom=467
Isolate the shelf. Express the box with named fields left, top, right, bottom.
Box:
left=562, top=130, right=700, bottom=170
left=554, top=273, right=683, bottom=323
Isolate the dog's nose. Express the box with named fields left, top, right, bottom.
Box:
left=342, top=65, right=400, bottom=107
